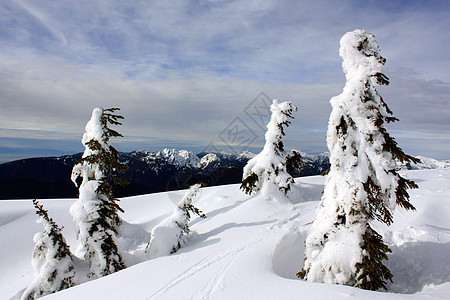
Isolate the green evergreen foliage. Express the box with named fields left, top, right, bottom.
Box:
left=32, top=200, right=74, bottom=265
left=172, top=184, right=207, bottom=253
left=72, top=107, right=128, bottom=278
left=348, top=38, right=417, bottom=291
left=145, top=184, right=207, bottom=258
left=240, top=100, right=298, bottom=197
left=353, top=73, right=419, bottom=225
left=356, top=70, right=417, bottom=291
left=171, top=205, right=206, bottom=254
left=179, top=199, right=207, bottom=222
left=76, top=108, right=129, bottom=203
left=240, top=172, right=259, bottom=195
left=355, top=225, right=392, bottom=290
left=286, top=150, right=302, bottom=177
left=395, top=175, right=418, bottom=210
left=298, top=30, right=418, bottom=291
left=22, top=200, right=75, bottom=300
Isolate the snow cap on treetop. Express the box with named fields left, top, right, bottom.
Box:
left=339, top=29, right=386, bottom=79
left=81, top=107, right=104, bottom=147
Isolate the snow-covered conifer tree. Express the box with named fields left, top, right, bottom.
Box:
left=241, top=99, right=299, bottom=200
left=298, top=29, right=419, bottom=290
left=70, top=107, right=127, bottom=278
left=145, top=184, right=206, bottom=259
left=22, top=200, right=75, bottom=300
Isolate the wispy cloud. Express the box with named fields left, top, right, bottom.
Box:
left=1, top=0, right=449, bottom=161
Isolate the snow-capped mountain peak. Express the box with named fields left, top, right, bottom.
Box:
left=398, top=156, right=450, bottom=170
left=155, top=148, right=201, bottom=168
left=236, top=150, right=256, bottom=160
left=199, top=153, right=220, bottom=167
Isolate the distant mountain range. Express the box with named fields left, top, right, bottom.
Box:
left=0, top=149, right=330, bottom=200
left=1, top=148, right=448, bottom=200
left=398, top=156, right=450, bottom=170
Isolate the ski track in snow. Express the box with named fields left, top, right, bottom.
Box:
left=146, top=235, right=265, bottom=299
left=2, top=169, right=450, bottom=299
left=193, top=255, right=237, bottom=300
left=146, top=209, right=304, bottom=300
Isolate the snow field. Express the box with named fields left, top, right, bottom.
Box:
left=0, top=169, right=449, bottom=299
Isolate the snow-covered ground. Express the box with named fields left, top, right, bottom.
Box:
left=1, top=168, right=449, bottom=299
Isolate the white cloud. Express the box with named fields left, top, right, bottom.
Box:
left=1, top=0, right=449, bottom=161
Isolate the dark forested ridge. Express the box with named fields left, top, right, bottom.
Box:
left=0, top=149, right=330, bottom=200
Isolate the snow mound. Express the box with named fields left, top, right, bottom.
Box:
left=386, top=241, right=450, bottom=294
left=272, top=231, right=306, bottom=279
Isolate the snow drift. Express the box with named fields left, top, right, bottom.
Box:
left=1, top=169, right=450, bottom=299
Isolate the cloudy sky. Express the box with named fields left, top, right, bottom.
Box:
left=1, top=0, right=449, bottom=163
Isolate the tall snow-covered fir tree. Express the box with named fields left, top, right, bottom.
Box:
left=145, top=183, right=206, bottom=259
left=298, top=29, right=419, bottom=290
left=21, top=200, right=75, bottom=300
left=70, top=107, right=127, bottom=278
left=241, top=99, right=300, bottom=200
